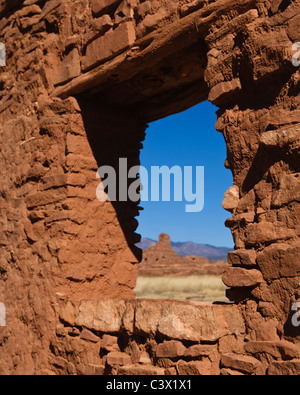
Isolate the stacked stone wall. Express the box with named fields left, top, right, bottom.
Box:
left=0, top=0, right=299, bottom=374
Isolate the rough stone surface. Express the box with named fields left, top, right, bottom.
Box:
left=257, top=243, right=300, bottom=281
left=222, top=186, right=240, bottom=213
left=221, top=354, right=261, bottom=374
left=0, top=0, right=299, bottom=375
left=83, top=21, right=136, bottom=70
left=62, top=299, right=246, bottom=342
left=156, top=341, right=186, bottom=359
left=91, top=0, right=122, bottom=16
left=75, top=300, right=127, bottom=333
left=101, top=335, right=120, bottom=353
left=227, top=250, right=257, bottom=268
left=106, top=352, right=132, bottom=367
left=117, top=365, right=165, bottom=375
left=244, top=341, right=300, bottom=360
left=268, top=361, right=300, bottom=376
left=54, top=49, right=81, bottom=86
left=156, top=301, right=245, bottom=342
left=80, top=329, right=101, bottom=343
left=222, top=268, right=264, bottom=288
left=177, top=360, right=213, bottom=375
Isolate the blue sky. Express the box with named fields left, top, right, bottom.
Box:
left=137, top=101, right=234, bottom=248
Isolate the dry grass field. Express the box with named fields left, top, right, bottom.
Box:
left=135, top=275, right=228, bottom=302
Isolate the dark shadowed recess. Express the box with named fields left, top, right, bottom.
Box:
left=77, top=98, right=148, bottom=263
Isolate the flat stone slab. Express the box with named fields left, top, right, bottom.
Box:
left=60, top=299, right=245, bottom=342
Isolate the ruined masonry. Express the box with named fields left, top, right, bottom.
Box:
left=0, top=0, right=299, bottom=375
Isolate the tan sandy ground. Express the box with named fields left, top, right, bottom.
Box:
left=135, top=275, right=229, bottom=302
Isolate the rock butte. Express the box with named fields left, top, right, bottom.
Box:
left=138, top=233, right=229, bottom=277
left=0, top=0, right=299, bottom=375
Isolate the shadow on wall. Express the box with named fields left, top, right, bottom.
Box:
left=77, top=98, right=148, bottom=264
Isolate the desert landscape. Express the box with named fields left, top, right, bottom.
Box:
left=0, top=0, right=299, bottom=376
left=136, top=233, right=229, bottom=301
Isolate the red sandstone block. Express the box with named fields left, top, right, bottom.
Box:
left=117, top=365, right=165, bottom=375
left=156, top=340, right=186, bottom=359
left=91, top=14, right=113, bottom=33
left=66, top=173, right=87, bottom=187
left=136, top=1, right=152, bottom=18
left=271, top=173, right=300, bottom=208
left=164, top=367, right=177, bottom=375
left=257, top=243, right=300, bottom=281
left=208, top=79, right=242, bottom=104
left=77, top=363, right=105, bottom=375
left=44, top=211, right=71, bottom=224
left=254, top=319, right=280, bottom=342
left=66, top=133, right=92, bottom=156
left=83, top=21, right=136, bottom=70
left=59, top=301, right=80, bottom=326
left=222, top=185, right=240, bottom=212
left=25, top=189, right=67, bottom=208
left=66, top=153, right=98, bottom=171
left=221, top=353, right=261, bottom=374
left=177, top=360, right=212, bottom=375
left=53, top=48, right=81, bottom=86
left=245, top=341, right=300, bottom=360
left=139, top=352, right=152, bottom=365
left=268, top=360, right=300, bottom=376
left=14, top=5, right=42, bottom=18
left=245, top=222, right=295, bottom=246
left=184, top=344, right=216, bottom=358
left=91, top=0, right=122, bottom=15
left=80, top=329, right=100, bottom=343
left=181, top=0, right=206, bottom=17
left=287, top=13, right=300, bottom=42
left=135, top=300, right=245, bottom=342
left=39, top=174, right=67, bottom=191
left=222, top=267, right=264, bottom=288
left=26, top=163, right=47, bottom=180
left=221, top=368, right=245, bottom=375
left=101, top=334, right=120, bottom=352
left=24, top=221, right=40, bottom=243
left=228, top=249, right=257, bottom=268
left=106, top=352, right=131, bottom=366
left=75, top=300, right=127, bottom=333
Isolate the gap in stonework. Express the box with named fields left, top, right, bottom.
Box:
left=135, top=101, right=233, bottom=303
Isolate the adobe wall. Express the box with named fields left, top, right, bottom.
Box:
left=0, top=0, right=299, bottom=375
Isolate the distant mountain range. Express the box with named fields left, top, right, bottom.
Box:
left=137, top=238, right=232, bottom=261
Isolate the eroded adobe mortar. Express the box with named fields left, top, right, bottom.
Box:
left=0, top=0, right=299, bottom=375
